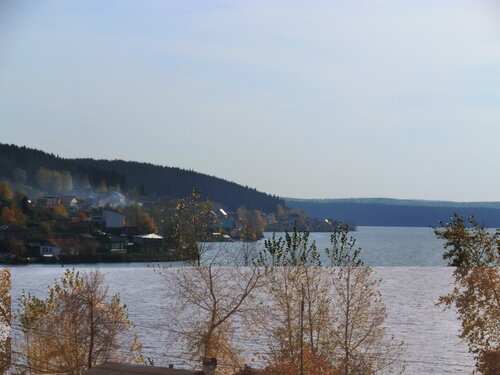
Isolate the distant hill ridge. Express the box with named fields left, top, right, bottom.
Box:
left=0, top=143, right=283, bottom=212
left=287, top=197, right=500, bottom=209
left=286, top=198, right=500, bottom=227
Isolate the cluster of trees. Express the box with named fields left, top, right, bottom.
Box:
left=0, top=143, right=125, bottom=192
left=0, top=214, right=498, bottom=374
left=0, top=182, right=27, bottom=228
left=159, top=224, right=405, bottom=375
left=0, top=143, right=283, bottom=212
left=0, top=269, right=141, bottom=374
left=35, top=168, right=73, bottom=193
left=123, top=204, right=158, bottom=234
left=236, top=207, right=266, bottom=241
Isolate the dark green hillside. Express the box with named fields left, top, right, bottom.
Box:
left=0, top=143, right=126, bottom=188
left=74, top=158, right=282, bottom=211
left=286, top=198, right=500, bottom=227
left=0, top=143, right=283, bottom=211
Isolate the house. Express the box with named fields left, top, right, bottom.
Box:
left=83, top=362, right=204, bottom=375
left=132, top=233, right=164, bottom=252
left=36, top=194, right=60, bottom=208
left=94, top=232, right=127, bottom=253
left=39, top=239, right=80, bottom=256
left=60, top=195, right=80, bottom=209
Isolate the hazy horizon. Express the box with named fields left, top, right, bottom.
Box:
left=1, top=0, right=499, bottom=201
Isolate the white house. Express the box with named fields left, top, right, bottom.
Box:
left=40, top=239, right=80, bottom=256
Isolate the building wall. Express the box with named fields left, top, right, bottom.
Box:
left=40, top=246, right=61, bottom=256
left=103, top=211, right=125, bottom=228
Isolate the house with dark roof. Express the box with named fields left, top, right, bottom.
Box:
left=132, top=233, right=164, bottom=252
left=94, top=232, right=127, bottom=253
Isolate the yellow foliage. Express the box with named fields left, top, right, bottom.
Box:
left=18, top=269, right=142, bottom=374
left=0, top=204, right=26, bottom=226
left=54, top=203, right=69, bottom=218
left=0, top=269, right=11, bottom=373
left=436, top=215, right=500, bottom=374
left=0, top=182, right=13, bottom=202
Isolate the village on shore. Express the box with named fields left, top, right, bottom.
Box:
left=0, top=180, right=346, bottom=265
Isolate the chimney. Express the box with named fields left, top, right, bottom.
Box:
left=202, top=358, right=217, bottom=375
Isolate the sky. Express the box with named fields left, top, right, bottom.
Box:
left=1, top=0, right=500, bottom=201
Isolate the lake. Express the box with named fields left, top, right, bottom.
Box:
left=7, top=227, right=476, bottom=374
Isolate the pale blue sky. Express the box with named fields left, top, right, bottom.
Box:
left=1, top=0, right=500, bottom=201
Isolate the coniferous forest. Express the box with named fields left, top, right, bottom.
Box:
left=0, top=143, right=283, bottom=212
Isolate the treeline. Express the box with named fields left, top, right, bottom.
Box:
left=0, top=143, right=125, bottom=190
left=287, top=199, right=500, bottom=227
left=0, top=143, right=283, bottom=211
left=74, top=158, right=283, bottom=211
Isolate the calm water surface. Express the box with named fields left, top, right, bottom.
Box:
left=8, top=227, right=475, bottom=374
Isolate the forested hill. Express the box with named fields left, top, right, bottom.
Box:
left=286, top=198, right=500, bottom=228
left=0, top=143, right=283, bottom=211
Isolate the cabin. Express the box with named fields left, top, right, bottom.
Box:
left=36, top=194, right=61, bottom=208
left=60, top=195, right=80, bottom=209
left=94, top=232, right=127, bottom=253
left=132, top=233, right=164, bottom=252
left=39, top=238, right=80, bottom=256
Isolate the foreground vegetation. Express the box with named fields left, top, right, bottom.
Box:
left=0, top=215, right=497, bottom=374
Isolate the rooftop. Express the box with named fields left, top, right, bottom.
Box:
left=83, top=362, right=203, bottom=375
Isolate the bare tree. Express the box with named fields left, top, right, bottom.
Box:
left=259, top=227, right=404, bottom=375
left=158, top=266, right=265, bottom=374
left=325, top=224, right=404, bottom=375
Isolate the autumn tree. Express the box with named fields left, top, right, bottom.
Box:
left=256, top=229, right=320, bottom=267
left=164, top=191, right=218, bottom=265
left=98, top=180, right=108, bottom=193
left=36, top=167, right=51, bottom=189
left=124, top=204, right=158, bottom=234
left=0, top=269, right=11, bottom=374
left=263, top=345, right=340, bottom=375
left=237, top=207, right=266, bottom=241
left=435, top=215, right=500, bottom=375
left=0, top=183, right=13, bottom=204
left=256, top=230, right=333, bottom=375
left=0, top=204, right=26, bottom=227
left=17, top=269, right=142, bottom=375
left=324, top=223, right=404, bottom=375
left=258, top=226, right=403, bottom=375
left=54, top=203, right=69, bottom=218
left=158, top=266, right=265, bottom=375
left=61, top=170, right=73, bottom=193
left=35, top=168, right=73, bottom=193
